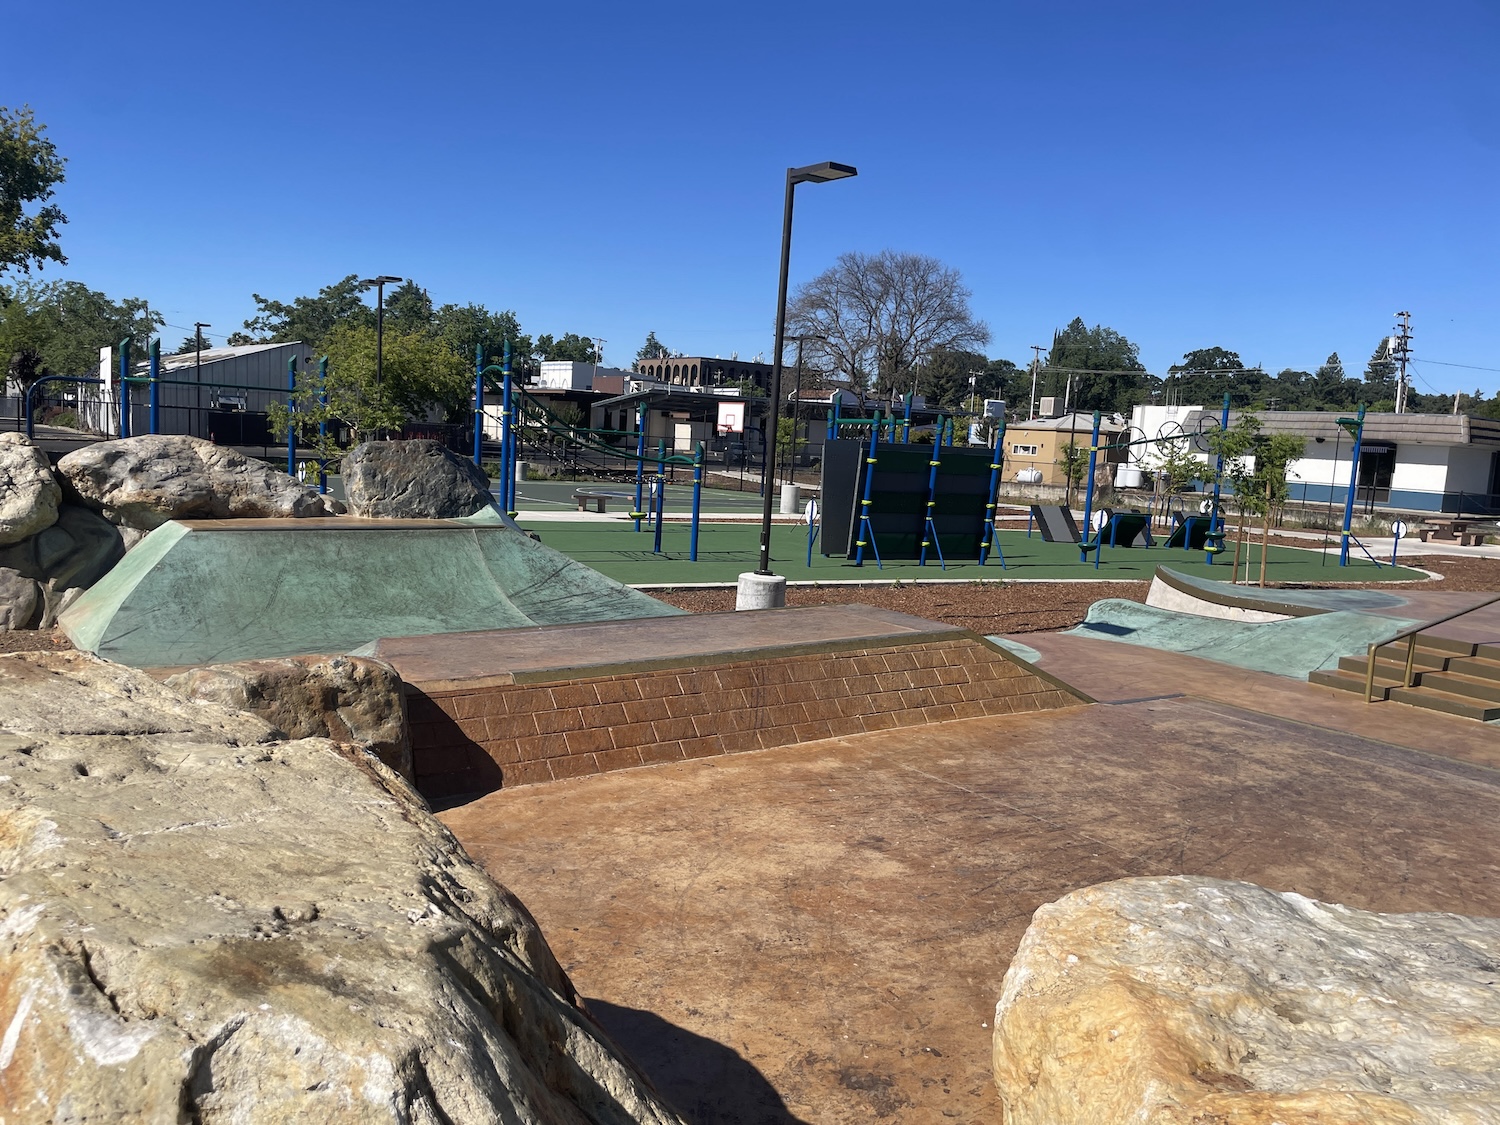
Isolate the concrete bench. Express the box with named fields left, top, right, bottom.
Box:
left=572, top=489, right=636, bottom=513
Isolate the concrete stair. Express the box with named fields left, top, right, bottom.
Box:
left=1309, top=639, right=1500, bottom=721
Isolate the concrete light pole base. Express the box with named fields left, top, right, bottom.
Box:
left=735, top=572, right=787, bottom=611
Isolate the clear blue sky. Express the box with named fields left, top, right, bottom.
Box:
left=7, top=1, right=1499, bottom=394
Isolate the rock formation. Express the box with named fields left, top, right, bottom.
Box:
left=58, top=434, right=330, bottom=529
left=0, top=432, right=61, bottom=545
left=0, top=434, right=126, bottom=631
left=342, top=439, right=495, bottom=519
left=0, top=650, right=685, bottom=1124
left=166, top=653, right=413, bottom=781
left=992, top=875, right=1500, bottom=1124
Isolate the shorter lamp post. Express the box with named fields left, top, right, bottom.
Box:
left=359, top=275, right=403, bottom=434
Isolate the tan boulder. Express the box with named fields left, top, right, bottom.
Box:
left=992, top=876, right=1500, bottom=1124
left=166, top=653, right=413, bottom=780
left=0, top=651, right=685, bottom=1124
left=58, top=434, right=330, bottom=529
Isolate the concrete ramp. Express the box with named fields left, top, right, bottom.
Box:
left=60, top=515, right=683, bottom=668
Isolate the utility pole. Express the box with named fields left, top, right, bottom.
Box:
left=1391, top=311, right=1413, bottom=414
left=1029, top=345, right=1044, bottom=421
left=193, top=322, right=211, bottom=437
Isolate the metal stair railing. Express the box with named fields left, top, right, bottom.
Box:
left=1363, top=592, right=1500, bottom=703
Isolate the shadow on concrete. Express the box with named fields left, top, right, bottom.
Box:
left=587, top=999, right=810, bottom=1125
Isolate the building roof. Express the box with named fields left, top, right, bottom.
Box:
left=1009, top=412, right=1129, bottom=433
left=1196, top=410, right=1500, bottom=448
left=152, top=341, right=309, bottom=372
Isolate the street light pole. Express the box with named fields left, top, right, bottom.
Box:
left=359, top=275, right=402, bottom=435
left=754, top=162, right=857, bottom=581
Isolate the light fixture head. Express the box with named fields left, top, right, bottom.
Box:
left=790, top=161, right=858, bottom=185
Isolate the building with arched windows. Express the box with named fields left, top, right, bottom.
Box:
left=634, top=356, right=774, bottom=394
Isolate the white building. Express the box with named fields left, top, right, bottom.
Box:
left=1127, top=404, right=1500, bottom=515
left=533, top=362, right=636, bottom=391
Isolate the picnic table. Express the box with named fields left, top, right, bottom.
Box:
left=572, top=488, right=637, bottom=513
left=1416, top=518, right=1491, bottom=546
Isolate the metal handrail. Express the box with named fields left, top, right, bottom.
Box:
left=1363, top=591, right=1500, bottom=702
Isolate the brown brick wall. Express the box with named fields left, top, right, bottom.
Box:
left=408, top=638, right=1082, bottom=799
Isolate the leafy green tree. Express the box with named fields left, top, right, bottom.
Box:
left=1312, top=352, right=1355, bottom=406
left=267, top=357, right=405, bottom=463
left=0, top=106, right=67, bottom=276
left=636, top=332, right=670, bottom=360
left=0, top=280, right=161, bottom=381
left=536, top=332, right=598, bottom=363
left=1045, top=318, right=1146, bottom=415
left=1205, top=414, right=1305, bottom=585
left=319, top=323, right=472, bottom=422
left=175, top=334, right=210, bottom=355
left=434, top=303, right=530, bottom=375
left=1361, top=337, right=1398, bottom=403
left=231, top=274, right=374, bottom=347
left=383, top=281, right=434, bottom=336
left=915, top=346, right=989, bottom=409
left=1058, top=441, right=1090, bottom=506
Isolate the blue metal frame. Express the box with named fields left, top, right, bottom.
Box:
left=978, top=419, right=1006, bottom=567
left=853, top=412, right=882, bottom=569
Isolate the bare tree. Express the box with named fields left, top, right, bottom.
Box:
left=786, top=251, right=989, bottom=397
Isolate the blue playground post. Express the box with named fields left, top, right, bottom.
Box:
left=472, top=343, right=484, bottom=467
left=633, top=404, right=647, bottom=532
left=920, top=415, right=945, bottom=569
left=653, top=439, right=666, bottom=552
left=690, top=441, right=704, bottom=561
left=1206, top=392, right=1230, bottom=563
left=854, top=412, right=883, bottom=569
left=501, top=340, right=516, bottom=517
left=828, top=396, right=839, bottom=441
left=902, top=393, right=913, bottom=443
left=148, top=339, right=161, bottom=434
left=117, top=338, right=132, bottom=438
left=1338, top=403, right=1367, bottom=567
left=317, top=358, right=328, bottom=494
left=1078, top=411, right=1102, bottom=563
left=806, top=496, right=820, bottom=568
left=978, top=419, right=1006, bottom=567
left=286, top=357, right=297, bottom=476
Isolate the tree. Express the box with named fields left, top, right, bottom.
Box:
left=0, top=280, right=161, bottom=380
left=267, top=357, right=405, bottom=464
left=318, top=323, right=471, bottom=422
left=636, top=332, right=670, bottom=360
left=232, top=274, right=374, bottom=347
left=434, top=303, right=531, bottom=376
left=786, top=250, right=990, bottom=396
left=914, top=346, right=989, bottom=410
left=536, top=333, right=598, bottom=363
left=1204, top=414, right=1304, bottom=585
left=1312, top=352, right=1354, bottom=406
left=0, top=106, right=67, bottom=276
left=1058, top=441, right=1090, bottom=507
left=1362, top=337, right=1397, bottom=404
left=383, top=281, right=435, bottom=337
left=175, top=335, right=210, bottom=355
left=1044, top=318, right=1146, bottom=415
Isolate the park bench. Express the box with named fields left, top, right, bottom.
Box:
left=1415, top=518, right=1491, bottom=546
left=572, top=488, right=636, bottom=513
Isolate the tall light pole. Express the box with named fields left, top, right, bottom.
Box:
left=194, top=322, right=210, bottom=437
left=750, top=161, right=857, bottom=592
left=359, top=274, right=403, bottom=397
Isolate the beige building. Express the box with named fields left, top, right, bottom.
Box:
left=1005, top=412, right=1129, bottom=486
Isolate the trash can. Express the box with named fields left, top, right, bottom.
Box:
left=779, top=483, right=801, bottom=514
left=514, top=461, right=529, bottom=483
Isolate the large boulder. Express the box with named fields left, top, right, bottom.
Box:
left=0, top=567, right=42, bottom=630
left=58, top=434, right=331, bottom=529
left=343, top=439, right=494, bottom=519
left=0, top=431, right=62, bottom=545
left=166, top=653, right=413, bottom=781
left=0, top=650, right=685, bottom=1125
left=0, top=502, right=126, bottom=628
left=992, top=876, right=1500, bottom=1124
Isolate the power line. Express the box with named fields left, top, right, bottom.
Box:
left=1411, top=358, right=1500, bottom=373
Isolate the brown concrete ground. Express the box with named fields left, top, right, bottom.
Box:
left=440, top=636, right=1500, bottom=1124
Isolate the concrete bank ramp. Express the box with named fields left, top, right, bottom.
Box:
left=1070, top=597, right=1420, bottom=679
left=60, top=514, right=683, bottom=668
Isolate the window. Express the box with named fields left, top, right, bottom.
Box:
left=1012, top=443, right=1038, bottom=456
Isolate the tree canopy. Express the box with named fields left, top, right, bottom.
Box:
left=230, top=274, right=374, bottom=348
left=0, top=281, right=160, bottom=388
left=636, top=331, right=670, bottom=360
left=787, top=250, right=989, bottom=395
left=1043, top=318, right=1146, bottom=414
left=537, top=333, right=599, bottom=363
left=0, top=106, right=67, bottom=276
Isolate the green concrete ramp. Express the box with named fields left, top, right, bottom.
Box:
left=60, top=516, right=684, bottom=668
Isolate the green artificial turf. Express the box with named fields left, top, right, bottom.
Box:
left=523, top=520, right=1426, bottom=586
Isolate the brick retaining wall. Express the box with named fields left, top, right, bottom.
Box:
left=408, top=635, right=1085, bottom=800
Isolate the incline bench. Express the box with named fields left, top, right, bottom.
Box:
left=572, top=489, right=636, bottom=513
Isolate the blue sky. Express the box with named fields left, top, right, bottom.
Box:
left=6, top=1, right=1499, bottom=394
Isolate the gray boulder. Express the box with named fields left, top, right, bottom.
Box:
left=58, top=434, right=330, bottom=529
left=0, top=503, right=126, bottom=628
left=343, top=439, right=495, bottom=519
left=0, top=567, right=42, bottom=631
left=0, top=649, right=686, bottom=1125
left=0, top=432, right=62, bottom=545
left=166, top=653, right=413, bottom=781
